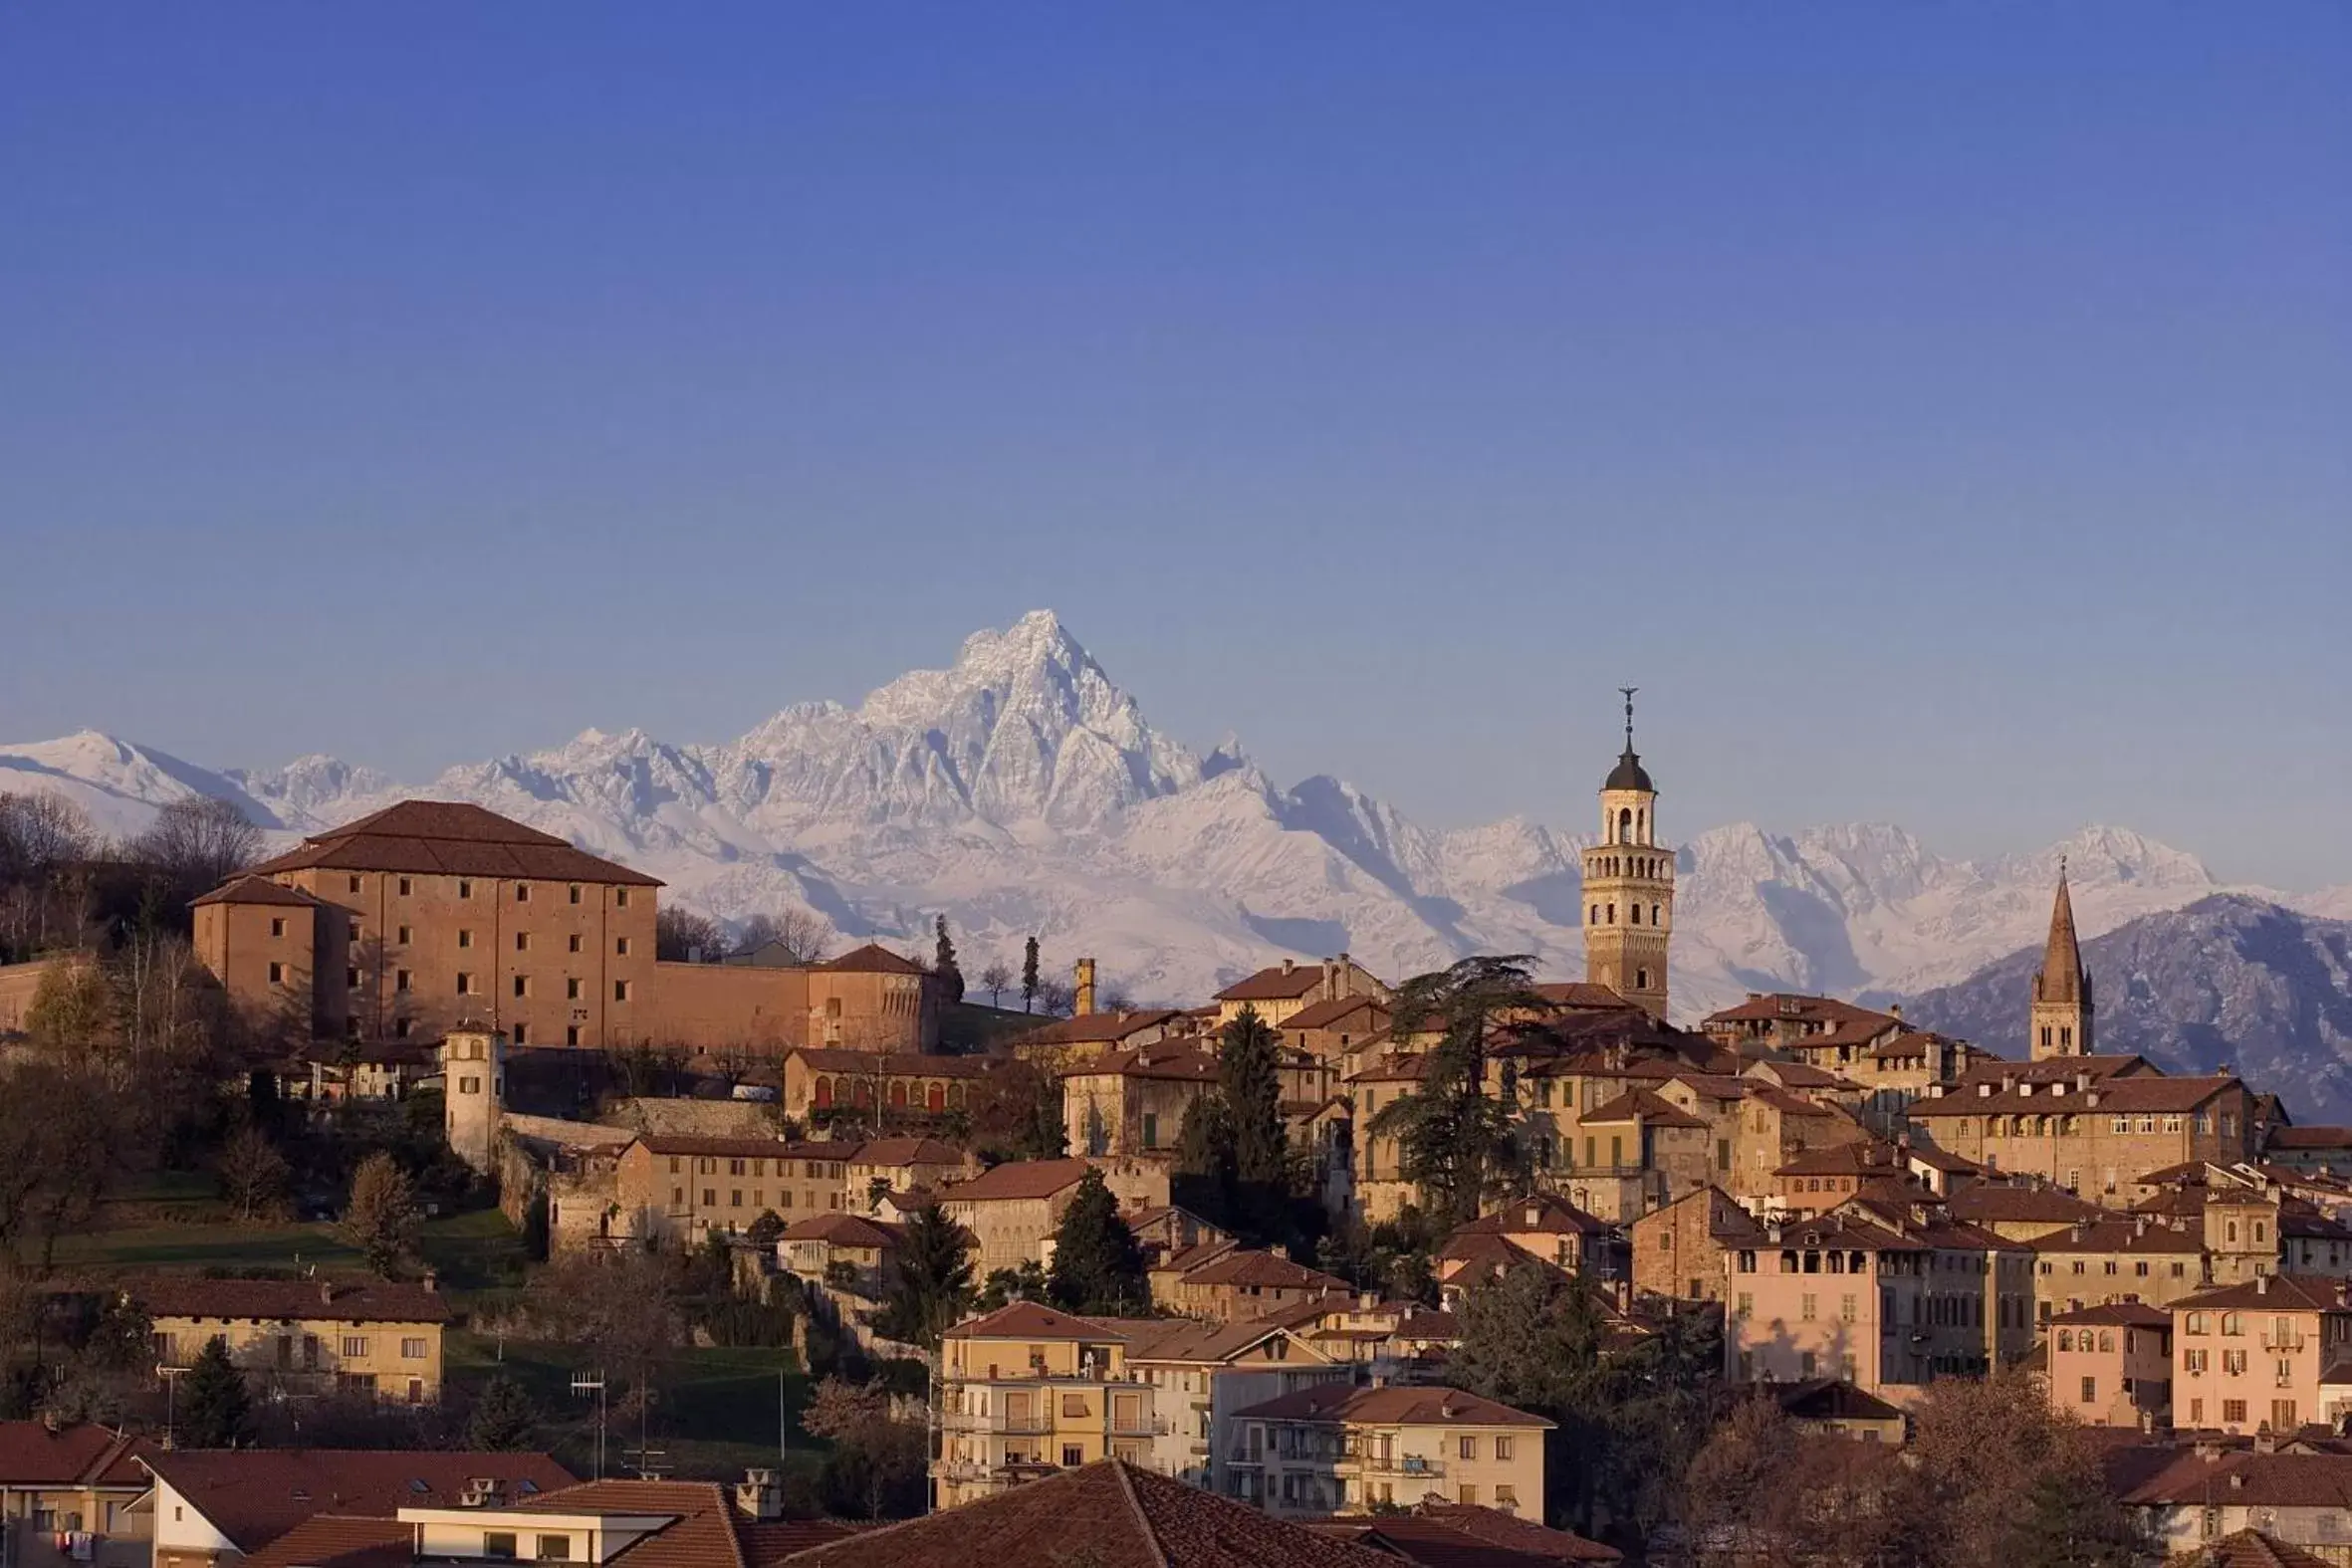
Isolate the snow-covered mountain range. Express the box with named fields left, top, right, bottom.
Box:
left=6, top=610, right=2345, bottom=1021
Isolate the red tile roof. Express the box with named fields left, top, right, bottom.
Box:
left=1173, top=1249, right=1346, bottom=1292
left=514, top=1479, right=749, bottom=1568
left=1233, top=1383, right=1553, bottom=1429
left=2269, top=1127, right=2352, bottom=1152
left=812, top=944, right=926, bottom=977
left=140, top=1451, right=576, bottom=1551
left=777, top=1458, right=1397, bottom=1567
left=237, top=1516, right=416, bottom=1568
left=786, top=1048, right=992, bottom=1078
left=939, top=1157, right=1094, bottom=1203
left=1015, top=1010, right=1187, bottom=1046
left=1529, top=982, right=1637, bottom=1013
left=1060, top=1043, right=1220, bottom=1083
left=944, top=1300, right=1131, bottom=1342
left=191, top=875, right=326, bottom=909
left=1581, top=1088, right=1707, bottom=1129
left=1281, top=997, right=1390, bottom=1032
left=1215, top=965, right=1337, bottom=1003
left=782, top=1214, right=903, bottom=1248
left=1703, top=995, right=1892, bottom=1028
left=245, top=801, right=660, bottom=887
left=1409, top=1500, right=1623, bottom=1562
left=127, top=1276, right=452, bottom=1324
left=2047, top=1302, right=2172, bottom=1328
left=2172, top=1272, right=2352, bottom=1314
left=0, top=1422, right=148, bottom=1486
left=633, top=1136, right=843, bottom=1162
left=1455, top=1193, right=1612, bottom=1237
left=1946, top=1184, right=2111, bottom=1226
left=846, top=1138, right=970, bottom=1168
left=2119, top=1451, right=2352, bottom=1510
left=2191, top=1532, right=2335, bottom=1568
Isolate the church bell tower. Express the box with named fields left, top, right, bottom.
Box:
left=1582, top=688, right=1674, bottom=1019
left=2029, top=862, right=2094, bottom=1059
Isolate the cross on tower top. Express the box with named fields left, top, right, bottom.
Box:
left=1619, top=686, right=1638, bottom=752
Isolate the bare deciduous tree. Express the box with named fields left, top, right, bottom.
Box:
left=733, top=908, right=830, bottom=964
left=125, top=796, right=261, bottom=907
left=976, top=961, right=1013, bottom=1008
left=0, top=792, right=96, bottom=955
left=654, top=906, right=727, bottom=963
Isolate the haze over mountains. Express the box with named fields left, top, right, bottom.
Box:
left=5, top=611, right=2347, bottom=1043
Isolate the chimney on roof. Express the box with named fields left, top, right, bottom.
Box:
left=2258, top=1274, right=2270, bottom=1296
left=1074, top=958, right=1096, bottom=1017
left=1281, top=958, right=1295, bottom=976
left=1889, top=1004, right=1903, bottom=1020
left=320, top=1281, right=338, bottom=1307
left=422, top=1268, right=438, bottom=1293
left=736, top=1468, right=783, bottom=1521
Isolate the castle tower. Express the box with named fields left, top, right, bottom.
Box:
left=440, top=1025, right=507, bottom=1175
left=2029, top=863, right=2094, bottom=1059
left=1582, top=688, right=1674, bottom=1019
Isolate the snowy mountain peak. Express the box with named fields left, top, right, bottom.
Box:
left=0, top=612, right=2319, bottom=1020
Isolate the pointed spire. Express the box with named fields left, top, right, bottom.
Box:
left=1604, top=688, right=1655, bottom=792
left=2035, top=865, right=2085, bottom=1005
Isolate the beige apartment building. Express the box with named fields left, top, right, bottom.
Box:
left=1633, top=1185, right=1765, bottom=1306
left=189, top=800, right=941, bottom=1056
left=936, top=1158, right=1170, bottom=1279
left=1227, top=1384, right=1550, bottom=1518
left=2027, top=1216, right=2211, bottom=1320
left=2169, top=1273, right=2352, bottom=1436
left=1724, top=1208, right=2035, bottom=1395
left=1212, top=957, right=1388, bottom=1027
left=613, top=1135, right=850, bottom=1244
left=1118, top=1312, right=1352, bottom=1491
left=1908, top=1068, right=2257, bottom=1200
left=132, top=1275, right=451, bottom=1404
left=933, top=1302, right=1161, bottom=1508
left=2046, top=1303, right=2172, bottom=1430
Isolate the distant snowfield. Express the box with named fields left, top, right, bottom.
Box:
left=6, top=611, right=2341, bottom=1019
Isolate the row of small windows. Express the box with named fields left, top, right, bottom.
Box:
left=1587, top=901, right=1666, bottom=927
left=265, top=922, right=620, bottom=958
left=1950, top=1111, right=2231, bottom=1138
left=335, top=874, right=626, bottom=907
left=1586, top=855, right=1666, bottom=879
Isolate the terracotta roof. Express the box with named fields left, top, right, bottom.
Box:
left=633, top=1136, right=842, bottom=1162
left=939, top=1157, right=1094, bottom=1203
left=737, top=1521, right=865, bottom=1566
left=1946, top=1184, right=2109, bottom=1226
left=191, top=874, right=325, bottom=909
left=1911, top=1073, right=2241, bottom=1118
left=1061, top=1043, right=1220, bottom=1083
left=1455, top=1193, right=1612, bottom=1237
left=1015, top=1010, right=1186, bottom=1046
left=245, top=800, right=660, bottom=887
left=1529, top=981, right=1637, bottom=1013
left=1768, top=1378, right=1907, bottom=1424
left=945, top=1300, right=1132, bottom=1342
left=1175, top=1249, right=1347, bottom=1292
left=2269, top=1127, right=2352, bottom=1151
left=2191, top=1532, right=2335, bottom=1568
left=1581, top=1088, right=1707, bottom=1129
left=2047, top=1302, right=2172, bottom=1328
left=127, top=1276, right=452, bottom=1324
left=1951, top=1054, right=2151, bottom=1089
left=1774, top=1141, right=1904, bottom=1179
left=1434, top=1231, right=1555, bottom=1277
left=1664, top=1072, right=1749, bottom=1103
left=1745, top=1084, right=1845, bottom=1119
left=846, top=1138, right=970, bottom=1168
left=812, top=944, right=927, bottom=977
left=0, top=1421, right=148, bottom=1486
left=1216, top=965, right=1338, bottom=1003
left=140, top=1451, right=576, bottom=1551
left=1406, top=1501, right=1623, bottom=1562
left=786, top=1048, right=991, bottom=1078
left=1704, top=995, right=1893, bottom=1028
left=238, top=1516, right=416, bottom=1568
left=513, top=1479, right=752, bottom=1568
left=2119, top=1451, right=2352, bottom=1510
left=1234, top=1383, right=1552, bottom=1430
left=778, top=1458, right=1397, bottom=1567
left=1309, top=1513, right=1616, bottom=1566
left=1348, top=1053, right=1434, bottom=1084
left=1749, top=1059, right=1861, bottom=1090
left=1281, top=996, right=1390, bottom=1032
left=2172, top=1272, right=2352, bottom=1314
left=1901, top=1145, right=1985, bottom=1174
left=782, top=1214, right=903, bottom=1248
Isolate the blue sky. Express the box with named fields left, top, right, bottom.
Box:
left=2, top=4, right=2346, bottom=886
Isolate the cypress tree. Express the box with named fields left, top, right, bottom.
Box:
left=1021, top=936, right=1041, bottom=1013
left=1218, top=1008, right=1287, bottom=1188
left=177, top=1335, right=252, bottom=1449
left=931, top=915, right=965, bottom=1004
left=1046, top=1169, right=1148, bottom=1314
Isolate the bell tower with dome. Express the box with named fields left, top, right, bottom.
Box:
left=1581, top=688, right=1674, bottom=1019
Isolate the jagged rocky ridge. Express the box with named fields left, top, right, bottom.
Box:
left=4, top=611, right=2345, bottom=1031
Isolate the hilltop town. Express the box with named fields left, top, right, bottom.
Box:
left=2, top=710, right=2348, bottom=1568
